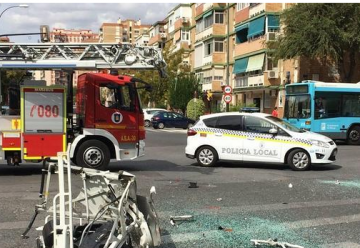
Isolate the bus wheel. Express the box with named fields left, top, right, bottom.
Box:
left=76, top=140, right=110, bottom=170
left=347, top=126, right=360, bottom=145
left=287, top=149, right=311, bottom=171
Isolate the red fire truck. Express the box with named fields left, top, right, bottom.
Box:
left=0, top=43, right=166, bottom=169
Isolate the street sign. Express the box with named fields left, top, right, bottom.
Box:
left=224, top=94, right=232, bottom=103
left=223, top=85, right=232, bottom=94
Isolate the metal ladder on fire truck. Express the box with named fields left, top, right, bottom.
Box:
left=0, top=42, right=166, bottom=138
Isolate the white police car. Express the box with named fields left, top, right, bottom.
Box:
left=185, top=113, right=337, bottom=171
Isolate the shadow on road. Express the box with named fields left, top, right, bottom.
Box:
left=109, top=159, right=216, bottom=175
left=189, top=161, right=342, bottom=172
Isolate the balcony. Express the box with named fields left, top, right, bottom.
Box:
left=233, top=72, right=281, bottom=89
left=201, top=81, right=222, bottom=92
left=249, top=3, right=282, bottom=17
left=148, top=33, right=166, bottom=46
left=234, top=36, right=266, bottom=58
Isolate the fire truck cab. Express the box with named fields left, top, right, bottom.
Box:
left=0, top=43, right=166, bottom=170
left=72, top=73, right=147, bottom=169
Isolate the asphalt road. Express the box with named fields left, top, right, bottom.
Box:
left=1, top=128, right=360, bottom=248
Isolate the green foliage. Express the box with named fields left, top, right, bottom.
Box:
left=267, top=3, right=360, bottom=82
left=134, top=42, right=190, bottom=107
left=169, top=74, right=200, bottom=113
left=186, top=98, right=205, bottom=120
left=229, top=102, right=256, bottom=112
left=0, top=70, right=27, bottom=105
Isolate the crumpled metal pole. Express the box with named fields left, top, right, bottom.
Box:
left=251, top=238, right=305, bottom=248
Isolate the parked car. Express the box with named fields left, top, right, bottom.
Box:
left=185, top=112, right=337, bottom=171
left=143, top=108, right=167, bottom=127
left=151, top=112, right=195, bottom=129
left=1, top=105, right=9, bottom=115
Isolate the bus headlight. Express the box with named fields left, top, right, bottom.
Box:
left=310, top=139, right=330, bottom=148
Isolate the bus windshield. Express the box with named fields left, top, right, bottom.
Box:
left=285, top=95, right=311, bottom=119
left=266, top=116, right=304, bottom=133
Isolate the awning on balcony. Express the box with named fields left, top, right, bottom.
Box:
left=235, top=23, right=248, bottom=33
left=203, top=11, right=213, bottom=19
left=246, top=53, right=265, bottom=72
left=233, top=57, right=249, bottom=74
left=268, top=15, right=280, bottom=29
left=247, top=16, right=265, bottom=39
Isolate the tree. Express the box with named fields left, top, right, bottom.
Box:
left=186, top=98, right=205, bottom=120
left=0, top=70, right=27, bottom=105
left=169, top=73, right=200, bottom=114
left=134, top=42, right=189, bottom=107
left=267, top=3, right=360, bottom=82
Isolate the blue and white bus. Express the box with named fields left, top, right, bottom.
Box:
left=284, top=81, right=360, bottom=145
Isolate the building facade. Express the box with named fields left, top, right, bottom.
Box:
left=100, top=19, right=150, bottom=44
left=34, top=28, right=99, bottom=86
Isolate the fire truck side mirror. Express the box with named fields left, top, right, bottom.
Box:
left=40, top=25, right=50, bottom=43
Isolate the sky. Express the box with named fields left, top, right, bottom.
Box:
left=0, top=3, right=179, bottom=42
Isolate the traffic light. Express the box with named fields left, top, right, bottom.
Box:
left=206, top=90, right=213, bottom=101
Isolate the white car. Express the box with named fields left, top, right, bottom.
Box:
left=185, top=112, right=337, bottom=171
left=143, top=108, right=167, bottom=127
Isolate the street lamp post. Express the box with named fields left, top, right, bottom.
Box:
left=0, top=4, right=29, bottom=19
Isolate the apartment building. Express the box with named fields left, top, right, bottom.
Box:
left=191, top=3, right=233, bottom=112
left=100, top=19, right=150, bottom=44
left=148, top=20, right=167, bottom=48
left=135, top=32, right=150, bottom=46
left=34, top=28, right=99, bottom=86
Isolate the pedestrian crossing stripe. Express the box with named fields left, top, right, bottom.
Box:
left=194, top=127, right=312, bottom=147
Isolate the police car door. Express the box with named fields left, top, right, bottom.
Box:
left=242, top=116, right=282, bottom=162
left=214, top=115, right=244, bottom=161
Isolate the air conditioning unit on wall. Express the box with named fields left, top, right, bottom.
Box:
left=268, top=70, right=278, bottom=79
left=182, top=17, right=188, bottom=23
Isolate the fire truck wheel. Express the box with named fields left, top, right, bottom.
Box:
left=76, top=140, right=110, bottom=170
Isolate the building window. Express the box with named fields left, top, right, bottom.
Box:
left=214, top=39, right=224, bottom=52
left=237, top=3, right=250, bottom=11
left=214, top=76, right=223, bottom=81
left=215, top=12, right=224, bottom=24
left=204, top=40, right=213, bottom=56
left=235, top=77, right=248, bottom=87
left=196, top=72, right=204, bottom=84
left=181, top=30, right=190, bottom=41
left=204, top=15, right=213, bottom=29
left=169, top=20, right=173, bottom=27
left=203, top=76, right=212, bottom=84
left=196, top=19, right=204, bottom=33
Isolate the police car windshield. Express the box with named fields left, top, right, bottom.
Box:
left=265, top=116, right=304, bottom=133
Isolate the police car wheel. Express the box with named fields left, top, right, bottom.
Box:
left=288, top=149, right=311, bottom=171
left=347, top=126, right=360, bottom=145
left=196, top=146, right=218, bottom=167
left=76, top=140, right=110, bottom=170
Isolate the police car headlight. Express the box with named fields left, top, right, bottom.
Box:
left=310, top=139, right=330, bottom=148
